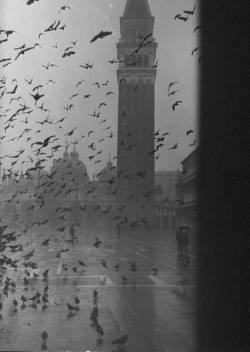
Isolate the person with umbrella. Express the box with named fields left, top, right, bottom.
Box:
left=181, top=225, right=190, bottom=256
left=176, top=225, right=190, bottom=256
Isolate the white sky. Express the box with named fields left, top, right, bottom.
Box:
left=0, top=0, right=199, bottom=177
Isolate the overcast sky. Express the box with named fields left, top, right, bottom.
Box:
left=0, top=0, right=199, bottom=177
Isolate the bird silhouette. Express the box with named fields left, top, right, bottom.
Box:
left=168, top=82, right=178, bottom=92
left=6, top=84, right=18, bottom=95
left=105, top=90, right=113, bottom=96
left=94, top=237, right=102, bottom=248
left=42, top=62, right=58, bottom=70
left=25, top=77, right=33, bottom=85
left=32, top=84, right=43, bottom=91
left=31, top=135, right=55, bottom=148
left=184, top=6, right=196, bottom=15
left=15, top=43, right=40, bottom=60
left=0, top=38, right=8, bottom=44
left=69, top=93, right=79, bottom=100
left=59, top=24, right=66, bottom=31
left=130, top=261, right=137, bottom=272
left=78, top=260, right=87, bottom=267
left=62, top=50, right=75, bottom=58
left=90, top=30, right=112, bottom=43
left=0, top=29, right=17, bottom=37
left=169, top=143, right=179, bottom=150
left=98, top=102, right=107, bottom=109
left=76, top=80, right=84, bottom=88
left=168, top=90, right=179, bottom=96
left=65, top=127, right=77, bottom=137
left=174, top=14, right=189, bottom=21
left=74, top=296, right=80, bottom=305
left=191, top=47, right=200, bottom=56
left=100, top=259, right=108, bottom=268
left=152, top=267, right=158, bottom=275
left=0, top=57, right=9, bottom=64
left=26, top=0, right=39, bottom=5
left=193, top=25, right=202, bottom=33
left=41, top=331, right=48, bottom=341
left=67, top=303, right=78, bottom=311
left=30, top=92, right=45, bottom=105
left=45, top=20, right=61, bottom=33
left=13, top=299, right=18, bottom=307
left=58, top=5, right=71, bottom=14
left=172, top=100, right=182, bottom=111
left=84, top=94, right=92, bottom=99
left=80, top=62, right=94, bottom=69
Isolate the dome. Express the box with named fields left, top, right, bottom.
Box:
left=63, top=148, right=69, bottom=160
left=70, top=150, right=79, bottom=159
left=97, top=157, right=116, bottom=183
left=70, top=146, right=79, bottom=160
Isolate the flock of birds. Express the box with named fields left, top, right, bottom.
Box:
left=0, top=0, right=197, bottom=180
left=0, top=0, right=198, bottom=350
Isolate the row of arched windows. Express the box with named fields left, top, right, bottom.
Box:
left=125, top=54, right=149, bottom=67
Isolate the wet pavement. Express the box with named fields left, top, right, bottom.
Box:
left=0, top=226, right=197, bottom=351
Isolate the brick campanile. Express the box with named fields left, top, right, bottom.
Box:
left=116, top=0, right=158, bottom=227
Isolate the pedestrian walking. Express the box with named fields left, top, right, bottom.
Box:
left=181, top=226, right=189, bottom=256
left=117, top=222, right=121, bottom=239
left=93, top=289, right=98, bottom=306
left=176, top=226, right=183, bottom=256
left=69, top=224, right=75, bottom=243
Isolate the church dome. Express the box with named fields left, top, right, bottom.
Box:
left=70, top=146, right=79, bottom=160
left=63, top=147, right=69, bottom=160
left=97, top=156, right=116, bottom=183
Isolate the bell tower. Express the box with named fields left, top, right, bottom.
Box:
left=117, top=0, right=157, bottom=227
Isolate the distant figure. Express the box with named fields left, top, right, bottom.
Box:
left=176, top=226, right=183, bottom=256
left=69, top=225, right=75, bottom=243
left=117, top=223, right=121, bottom=239
left=176, top=225, right=190, bottom=256
left=181, top=226, right=189, bottom=256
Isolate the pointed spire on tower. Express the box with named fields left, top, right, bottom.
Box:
left=123, top=0, right=152, bottom=18
left=64, top=139, right=69, bottom=159
left=107, top=153, right=112, bottom=168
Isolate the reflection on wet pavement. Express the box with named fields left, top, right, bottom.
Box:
left=0, top=227, right=197, bottom=351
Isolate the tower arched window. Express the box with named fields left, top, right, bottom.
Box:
left=125, top=55, right=130, bottom=67
left=138, top=55, right=143, bottom=67
left=131, top=54, right=137, bottom=65
left=144, top=55, right=149, bottom=67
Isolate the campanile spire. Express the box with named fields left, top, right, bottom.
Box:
left=116, top=0, right=157, bottom=227
left=123, top=0, right=152, bottom=18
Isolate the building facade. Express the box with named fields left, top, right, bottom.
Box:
left=0, top=152, right=183, bottom=232
left=0, top=148, right=117, bottom=230
left=116, top=0, right=158, bottom=227
left=155, top=171, right=181, bottom=229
